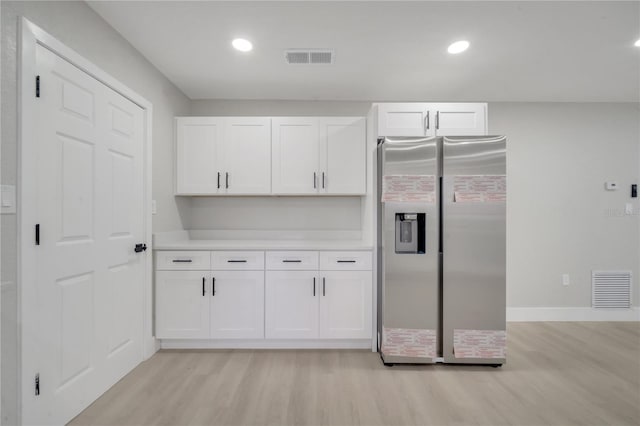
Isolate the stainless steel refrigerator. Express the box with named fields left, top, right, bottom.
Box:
left=377, top=136, right=506, bottom=366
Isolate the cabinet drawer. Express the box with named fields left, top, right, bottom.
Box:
left=156, top=251, right=211, bottom=270
left=212, top=251, right=265, bottom=270
left=320, top=251, right=372, bottom=271
left=266, top=251, right=319, bottom=270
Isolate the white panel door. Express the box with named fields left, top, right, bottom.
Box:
left=319, top=271, right=372, bottom=339
left=319, top=117, right=366, bottom=194
left=221, top=117, right=271, bottom=194
left=210, top=271, right=265, bottom=339
left=155, top=271, right=210, bottom=339
left=265, top=271, right=319, bottom=338
left=176, top=117, right=223, bottom=194
left=377, top=103, right=433, bottom=137
left=432, top=103, right=487, bottom=136
left=272, top=118, right=319, bottom=194
left=34, top=45, right=145, bottom=425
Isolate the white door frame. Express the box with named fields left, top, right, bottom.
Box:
left=19, top=17, right=155, bottom=422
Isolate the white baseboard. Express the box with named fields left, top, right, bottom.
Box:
left=507, top=307, right=640, bottom=322
left=160, top=338, right=372, bottom=350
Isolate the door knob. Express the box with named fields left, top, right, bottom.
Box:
left=134, top=243, right=147, bottom=253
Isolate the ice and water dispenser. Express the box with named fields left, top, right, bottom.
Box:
left=395, top=213, right=426, bottom=254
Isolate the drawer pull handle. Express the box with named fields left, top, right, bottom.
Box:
left=227, top=260, right=247, bottom=263
left=337, top=260, right=356, bottom=263
left=283, top=260, right=302, bottom=263
left=173, top=259, right=193, bottom=263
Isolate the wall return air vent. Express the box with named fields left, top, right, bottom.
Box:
left=592, top=270, right=632, bottom=308
left=285, top=49, right=334, bottom=65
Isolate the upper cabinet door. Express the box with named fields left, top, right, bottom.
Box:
left=377, top=103, right=433, bottom=137
left=222, top=118, right=272, bottom=194
left=319, top=117, right=366, bottom=195
left=176, top=117, right=223, bottom=194
left=272, top=118, right=320, bottom=194
left=431, top=103, right=487, bottom=136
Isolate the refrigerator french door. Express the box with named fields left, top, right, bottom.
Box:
left=377, top=136, right=506, bottom=366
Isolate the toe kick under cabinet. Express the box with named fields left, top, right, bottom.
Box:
left=155, top=249, right=373, bottom=348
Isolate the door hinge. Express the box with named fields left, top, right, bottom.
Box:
left=35, top=224, right=40, bottom=245
left=35, top=373, right=40, bottom=396
left=36, top=75, right=40, bottom=98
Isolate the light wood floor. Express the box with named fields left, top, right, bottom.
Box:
left=70, top=322, right=640, bottom=426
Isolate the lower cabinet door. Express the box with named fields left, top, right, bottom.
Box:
left=265, top=270, right=319, bottom=338
left=155, top=271, right=210, bottom=339
left=319, top=271, right=372, bottom=339
left=210, top=271, right=265, bottom=339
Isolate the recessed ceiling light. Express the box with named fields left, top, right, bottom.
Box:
left=635, top=39, right=640, bottom=47
left=232, top=38, right=253, bottom=52
left=448, top=40, right=470, bottom=54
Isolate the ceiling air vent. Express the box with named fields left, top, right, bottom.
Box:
left=285, top=49, right=334, bottom=65
left=592, top=270, right=632, bottom=309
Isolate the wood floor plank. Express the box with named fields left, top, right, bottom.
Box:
left=69, top=322, right=640, bottom=426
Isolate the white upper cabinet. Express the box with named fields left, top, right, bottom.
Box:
left=177, top=116, right=366, bottom=196
left=430, top=103, right=487, bottom=136
left=176, top=117, right=223, bottom=194
left=376, top=103, right=487, bottom=137
left=377, top=103, right=434, bottom=137
left=272, top=118, right=320, bottom=195
left=221, top=118, right=272, bottom=194
left=319, top=117, right=366, bottom=195
left=272, top=117, right=366, bottom=195
left=175, top=117, right=271, bottom=195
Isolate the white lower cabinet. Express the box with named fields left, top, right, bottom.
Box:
left=319, top=271, right=372, bottom=339
left=210, top=271, right=264, bottom=339
left=265, top=270, right=319, bottom=339
left=156, top=249, right=372, bottom=345
left=156, top=271, right=210, bottom=339
left=155, top=251, right=265, bottom=340
left=265, top=251, right=373, bottom=340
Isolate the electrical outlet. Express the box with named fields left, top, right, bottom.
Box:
left=562, top=274, right=570, bottom=286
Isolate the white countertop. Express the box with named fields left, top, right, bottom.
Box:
left=154, top=239, right=373, bottom=251
left=153, top=231, right=373, bottom=251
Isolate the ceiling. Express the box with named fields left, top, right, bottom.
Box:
left=87, top=1, right=640, bottom=102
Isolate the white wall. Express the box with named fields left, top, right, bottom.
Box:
left=0, top=2, right=191, bottom=424
left=192, top=99, right=640, bottom=310
left=490, top=102, right=640, bottom=308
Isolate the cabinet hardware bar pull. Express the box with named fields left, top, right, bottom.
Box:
left=313, top=277, right=316, bottom=296
left=313, top=172, right=317, bottom=189
left=323, top=277, right=326, bottom=296
left=337, top=260, right=356, bottom=263
left=227, top=260, right=247, bottom=263
left=425, top=111, right=430, bottom=131
left=217, top=172, right=220, bottom=189
left=202, top=277, right=206, bottom=296
left=226, top=172, right=229, bottom=189
left=436, top=111, right=440, bottom=129
left=173, top=259, right=193, bottom=263
left=282, top=260, right=301, bottom=263
left=212, top=277, right=215, bottom=296
left=322, top=172, right=325, bottom=189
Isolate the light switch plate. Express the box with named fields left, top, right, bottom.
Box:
left=151, top=200, right=157, bottom=215
left=625, top=203, right=633, bottom=215
left=1, top=185, right=16, bottom=214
